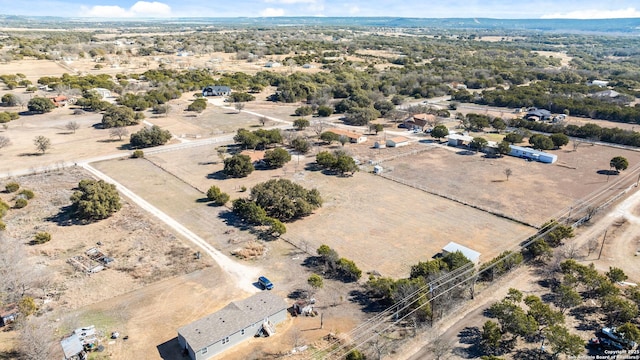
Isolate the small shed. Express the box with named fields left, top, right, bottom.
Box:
left=93, top=88, right=111, bottom=99
left=386, top=136, right=410, bottom=148
left=373, top=165, right=383, bottom=174
left=265, top=61, right=282, bottom=68
left=373, top=141, right=386, bottom=149
left=442, top=242, right=481, bottom=265
left=446, top=133, right=473, bottom=147
left=0, top=304, right=18, bottom=327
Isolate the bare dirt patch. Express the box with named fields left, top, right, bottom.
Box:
left=0, top=167, right=212, bottom=312
left=382, top=144, right=640, bottom=226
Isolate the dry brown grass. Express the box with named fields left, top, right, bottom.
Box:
left=231, top=241, right=266, bottom=260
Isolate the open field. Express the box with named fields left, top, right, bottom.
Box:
left=382, top=144, right=640, bottom=226
left=107, top=145, right=536, bottom=279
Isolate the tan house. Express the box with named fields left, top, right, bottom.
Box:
left=386, top=136, right=410, bottom=147
left=327, top=128, right=367, bottom=144
left=404, top=113, right=436, bottom=131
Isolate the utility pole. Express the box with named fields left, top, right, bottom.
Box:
left=598, top=229, right=608, bottom=260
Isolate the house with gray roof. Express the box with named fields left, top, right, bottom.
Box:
left=524, top=108, right=551, bottom=121
left=202, top=85, right=231, bottom=97
left=177, top=292, right=288, bottom=360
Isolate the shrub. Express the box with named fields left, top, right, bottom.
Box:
left=0, top=220, right=5, bottom=230
left=13, top=198, right=27, bottom=209
left=130, top=125, right=172, bottom=148
left=206, top=186, right=230, bottom=206
left=31, top=232, right=51, bottom=245
left=18, top=189, right=34, bottom=199
left=71, top=179, right=121, bottom=220
left=132, top=150, right=144, bottom=158
left=5, top=182, right=19, bottom=193
left=0, top=199, right=9, bottom=217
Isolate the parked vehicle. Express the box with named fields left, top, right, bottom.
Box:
left=258, top=276, right=273, bottom=290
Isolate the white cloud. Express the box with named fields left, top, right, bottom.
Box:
left=541, top=7, right=640, bottom=19
left=264, top=0, right=316, bottom=3
left=348, top=5, right=360, bottom=15
left=260, top=7, right=286, bottom=16
left=79, top=1, right=172, bottom=18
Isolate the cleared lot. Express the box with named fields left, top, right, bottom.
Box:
left=115, top=146, right=535, bottom=279
left=382, top=144, right=640, bottom=226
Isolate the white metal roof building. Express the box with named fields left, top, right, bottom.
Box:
left=442, top=242, right=481, bottom=264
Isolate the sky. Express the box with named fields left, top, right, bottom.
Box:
left=0, top=0, right=639, bottom=19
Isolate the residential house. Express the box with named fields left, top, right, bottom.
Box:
left=524, top=108, right=552, bottom=121
left=386, top=136, right=410, bottom=148
left=202, top=85, right=231, bottom=97
left=177, top=292, right=288, bottom=360
left=49, top=95, right=69, bottom=107
left=442, top=242, right=481, bottom=265
left=404, top=113, right=436, bottom=131
left=326, top=128, right=367, bottom=144
left=508, top=145, right=557, bottom=164
left=240, top=150, right=267, bottom=165
left=0, top=304, right=18, bottom=327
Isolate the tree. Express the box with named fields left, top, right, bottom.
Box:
left=543, top=325, right=584, bottom=358
left=497, top=141, right=511, bottom=157
left=0, top=136, right=11, bottom=150
left=263, top=147, right=291, bottom=169
left=553, top=284, right=582, bottom=314
left=102, top=105, right=142, bottom=128
left=339, top=135, right=349, bottom=147
left=529, top=134, right=554, bottom=150
left=481, top=320, right=502, bottom=355
left=259, top=116, right=268, bottom=127
left=504, top=168, right=512, bottom=181
left=223, top=154, right=254, bottom=178
left=610, top=156, right=629, bottom=173
left=109, top=126, right=129, bottom=141
left=33, top=136, right=51, bottom=154
left=524, top=295, right=564, bottom=334
left=345, top=349, right=366, bottom=360
left=370, top=123, right=384, bottom=135
left=317, top=105, right=333, bottom=117
left=130, top=125, right=172, bottom=148
left=266, top=217, right=286, bottom=237
left=316, top=151, right=337, bottom=169
left=491, top=118, right=507, bottom=133
left=27, top=97, right=54, bottom=113
left=206, top=186, right=230, bottom=206
left=550, top=133, right=569, bottom=149
left=232, top=198, right=267, bottom=225
left=606, top=267, right=628, bottom=283
left=470, top=137, right=488, bottom=152
left=617, top=322, right=640, bottom=344
left=601, top=295, right=639, bottom=325
left=70, top=179, right=121, bottom=220
left=291, top=137, right=311, bottom=154
left=234, top=102, right=245, bottom=113
left=307, top=273, right=324, bottom=291
left=293, top=118, right=310, bottom=131
left=504, top=132, right=524, bottom=144
left=18, top=296, right=37, bottom=316
left=431, top=124, right=449, bottom=141
left=65, top=121, right=80, bottom=134
left=250, top=178, right=322, bottom=221
left=295, top=106, right=313, bottom=116
left=1, top=93, right=18, bottom=107
left=320, top=131, right=340, bottom=144
left=334, top=153, right=359, bottom=175
left=187, top=98, right=207, bottom=113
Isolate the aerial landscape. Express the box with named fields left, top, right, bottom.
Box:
left=1, top=1, right=640, bottom=360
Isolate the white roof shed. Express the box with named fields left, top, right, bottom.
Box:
left=442, top=242, right=481, bottom=264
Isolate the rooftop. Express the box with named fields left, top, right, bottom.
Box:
left=178, top=292, right=287, bottom=351
left=442, top=241, right=481, bottom=262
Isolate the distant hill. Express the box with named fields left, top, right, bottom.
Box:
left=0, top=15, right=638, bottom=35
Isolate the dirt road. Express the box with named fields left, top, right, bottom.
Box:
left=81, top=163, right=260, bottom=293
